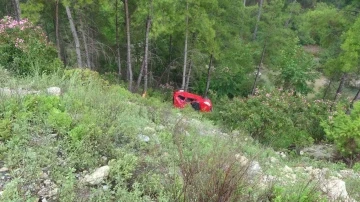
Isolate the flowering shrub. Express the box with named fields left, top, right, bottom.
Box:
left=321, top=102, right=360, bottom=157
left=0, top=16, right=62, bottom=75
left=211, top=88, right=332, bottom=149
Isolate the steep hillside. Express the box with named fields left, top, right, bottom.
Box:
left=0, top=68, right=359, bottom=202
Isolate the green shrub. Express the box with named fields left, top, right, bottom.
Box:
left=47, top=108, right=72, bottom=135
left=272, top=183, right=326, bottom=202
left=0, top=95, right=72, bottom=140
left=353, top=162, right=360, bottom=172
left=321, top=102, right=360, bottom=156
left=211, top=88, right=331, bottom=149
left=63, top=68, right=110, bottom=87
left=0, top=118, right=12, bottom=141
left=0, top=16, right=63, bottom=75
left=68, top=124, right=88, bottom=142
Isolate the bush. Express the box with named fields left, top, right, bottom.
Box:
left=272, top=183, right=326, bottom=202
left=211, top=88, right=331, bottom=149
left=0, top=16, right=63, bottom=75
left=0, top=94, right=72, bottom=141
left=63, top=68, right=110, bottom=87
left=321, top=102, right=360, bottom=156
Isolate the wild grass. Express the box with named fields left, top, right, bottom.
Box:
left=0, top=67, right=357, bottom=201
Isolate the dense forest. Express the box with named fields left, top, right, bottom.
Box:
left=2, top=0, right=360, bottom=201
left=1, top=0, right=360, bottom=157
left=0, top=0, right=359, bottom=98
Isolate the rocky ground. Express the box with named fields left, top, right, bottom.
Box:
left=0, top=86, right=359, bottom=201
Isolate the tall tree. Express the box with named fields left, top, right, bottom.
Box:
left=65, top=6, right=82, bottom=67
left=124, top=0, right=133, bottom=91
left=181, top=1, right=189, bottom=90
left=13, top=0, right=21, bottom=21
left=204, top=54, right=213, bottom=98
left=251, top=42, right=266, bottom=95
left=337, top=15, right=360, bottom=110
left=142, top=15, right=151, bottom=97
left=79, top=17, right=91, bottom=68
left=185, top=60, right=192, bottom=91
left=253, top=0, right=264, bottom=40
left=115, top=0, right=122, bottom=78
left=55, top=0, right=62, bottom=61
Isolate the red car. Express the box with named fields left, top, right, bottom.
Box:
left=173, top=90, right=212, bottom=112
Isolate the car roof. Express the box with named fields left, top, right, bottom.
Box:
left=174, top=90, right=204, bottom=100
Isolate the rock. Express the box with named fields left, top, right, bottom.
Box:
left=47, top=87, right=61, bottom=96
left=101, top=156, right=108, bottom=162
left=339, top=170, right=355, bottom=179
left=283, top=165, right=293, bottom=173
left=44, top=179, right=52, bottom=186
left=40, top=172, right=49, bottom=179
left=310, top=168, right=325, bottom=180
left=49, top=134, right=58, bottom=138
left=275, top=151, right=286, bottom=159
left=259, top=175, right=276, bottom=189
left=235, top=154, right=262, bottom=177
left=138, top=134, right=150, bottom=142
left=49, top=188, right=58, bottom=197
left=248, top=161, right=262, bottom=177
left=83, top=166, right=110, bottom=185
left=38, top=186, right=58, bottom=198
left=304, top=166, right=313, bottom=173
left=0, top=87, right=40, bottom=96
left=235, top=154, right=249, bottom=166
left=0, top=167, right=9, bottom=172
left=16, top=88, right=40, bottom=96
left=294, top=167, right=304, bottom=172
left=320, top=177, right=354, bottom=202
left=269, top=157, right=278, bottom=163
left=300, top=144, right=336, bottom=160
left=231, top=130, right=240, bottom=136
left=156, top=125, right=165, bottom=131
left=143, top=127, right=156, bottom=135
left=0, top=88, right=12, bottom=96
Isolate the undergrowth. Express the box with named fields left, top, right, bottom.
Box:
left=0, top=68, right=345, bottom=201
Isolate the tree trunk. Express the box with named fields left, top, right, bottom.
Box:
left=65, top=6, right=83, bottom=68
left=285, top=0, right=296, bottom=28
left=136, top=59, right=145, bottom=91
left=204, top=54, right=213, bottom=98
left=79, top=17, right=91, bottom=68
left=55, top=0, right=63, bottom=61
left=142, top=16, right=151, bottom=97
left=13, top=0, right=21, bottom=22
left=185, top=60, right=192, bottom=91
left=322, top=79, right=332, bottom=100
left=115, top=0, right=122, bottom=78
left=253, top=0, right=263, bottom=40
left=346, top=87, right=360, bottom=114
left=334, top=73, right=347, bottom=102
left=181, top=1, right=189, bottom=90
left=243, top=0, right=246, bottom=7
left=331, top=73, right=347, bottom=111
left=167, top=35, right=172, bottom=84
left=124, top=0, right=133, bottom=91
left=251, top=42, right=266, bottom=95
left=89, top=26, right=94, bottom=69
